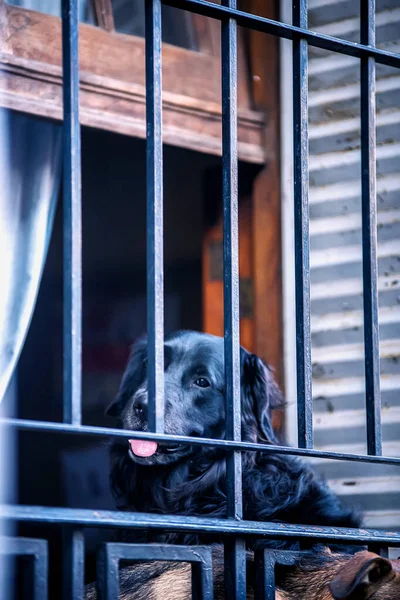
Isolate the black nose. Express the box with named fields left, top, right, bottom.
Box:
left=188, top=426, right=203, bottom=438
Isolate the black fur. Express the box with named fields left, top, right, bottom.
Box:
left=107, top=331, right=362, bottom=549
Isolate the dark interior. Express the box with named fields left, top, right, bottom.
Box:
left=7, top=126, right=219, bottom=595
left=4, top=122, right=260, bottom=597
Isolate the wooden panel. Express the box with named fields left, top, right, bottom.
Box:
left=202, top=221, right=224, bottom=339
left=0, top=4, right=260, bottom=159
left=92, top=0, right=115, bottom=32
left=247, top=0, right=283, bottom=384
left=202, top=0, right=283, bottom=432
left=202, top=175, right=256, bottom=349
left=238, top=195, right=254, bottom=351
left=192, top=13, right=219, bottom=56
left=4, top=3, right=251, bottom=109
left=192, top=0, right=251, bottom=110
left=0, top=0, right=10, bottom=54
left=0, top=52, right=265, bottom=162
left=5, top=4, right=221, bottom=102
left=202, top=0, right=282, bottom=374
left=247, top=0, right=283, bottom=434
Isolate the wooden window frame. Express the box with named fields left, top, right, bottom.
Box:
left=0, top=0, right=265, bottom=162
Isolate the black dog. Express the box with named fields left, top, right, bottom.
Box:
left=107, top=330, right=361, bottom=548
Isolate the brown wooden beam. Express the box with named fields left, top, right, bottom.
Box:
left=0, top=0, right=11, bottom=54
left=92, top=0, right=115, bottom=33
left=245, top=0, right=284, bottom=437
left=0, top=52, right=265, bottom=163
left=247, top=0, right=283, bottom=381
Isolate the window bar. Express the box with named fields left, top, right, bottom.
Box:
left=0, top=537, right=49, bottom=600
left=96, top=544, right=214, bottom=600
left=360, top=0, right=382, bottom=456
left=3, top=505, right=400, bottom=546
left=3, top=416, right=400, bottom=465
left=368, top=544, right=389, bottom=559
left=62, top=528, right=84, bottom=600
left=145, top=0, right=164, bottom=433
left=292, top=0, right=313, bottom=449
left=62, top=0, right=82, bottom=426
left=255, top=549, right=302, bottom=600
left=163, top=0, right=400, bottom=69
left=221, top=1, right=246, bottom=598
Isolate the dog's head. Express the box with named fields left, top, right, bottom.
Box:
left=106, top=330, right=284, bottom=466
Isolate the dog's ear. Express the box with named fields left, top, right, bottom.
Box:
left=329, top=551, right=395, bottom=600
left=105, top=337, right=148, bottom=417
left=240, top=348, right=284, bottom=443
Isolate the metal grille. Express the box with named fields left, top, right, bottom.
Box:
left=1, top=0, right=400, bottom=597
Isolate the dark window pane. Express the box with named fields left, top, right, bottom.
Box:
left=7, top=0, right=197, bottom=49
left=111, top=0, right=198, bottom=50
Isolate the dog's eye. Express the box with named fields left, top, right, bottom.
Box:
left=194, top=378, right=210, bottom=388
left=134, top=404, right=144, bottom=415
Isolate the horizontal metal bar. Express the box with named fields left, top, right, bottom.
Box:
left=100, top=543, right=213, bottom=563
left=2, top=418, right=400, bottom=465
left=2, top=505, right=400, bottom=546
left=0, top=536, right=47, bottom=557
left=162, top=0, right=400, bottom=69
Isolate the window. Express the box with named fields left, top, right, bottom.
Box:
left=1, top=0, right=400, bottom=597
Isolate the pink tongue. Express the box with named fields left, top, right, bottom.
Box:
left=129, top=439, right=158, bottom=457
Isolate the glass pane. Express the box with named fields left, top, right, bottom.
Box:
left=111, top=0, right=197, bottom=50
left=7, top=0, right=198, bottom=50
left=7, top=0, right=90, bottom=20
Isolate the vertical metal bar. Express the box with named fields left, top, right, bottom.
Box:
left=97, top=544, right=119, bottom=600
left=32, top=547, right=48, bottom=600
left=191, top=553, right=214, bottom=600
left=368, top=543, right=389, bottom=558
left=224, top=540, right=246, bottom=600
left=360, top=0, right=382, bottom=456
left=145, top=0, right=164, bottom=433
left=62, top=0, right=82, bottom=426
left=222, top=0, right=241, bottom=531
left=221, top=1, right=245, bottom=598
left=292, top=0, right=313, bottom=449
left=62, top=528, right=84, bottom=600
left=255, top=551, right=275, bottom=600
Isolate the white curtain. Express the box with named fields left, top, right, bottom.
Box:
left=0, top=110, right=62, bottom=401
left=0, top=0, right=88, bottom=402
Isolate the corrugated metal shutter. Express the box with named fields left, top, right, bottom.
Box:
left=309, top=0, right=400, bottom=531
left=281, top=0, right=400, bottom=532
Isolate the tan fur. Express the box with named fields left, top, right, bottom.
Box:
left=151, top=565, right=192, bottom=600
left=281, top=551, right=400, bottom=600
left=84, top=550, right=400, bottom=600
